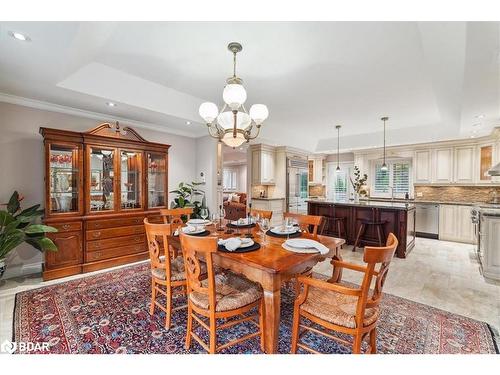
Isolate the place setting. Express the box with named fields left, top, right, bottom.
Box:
left=266, top=217, right=302, bottom=239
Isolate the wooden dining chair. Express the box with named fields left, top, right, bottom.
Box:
left=249, top=208, right=273, bottom=220
left=179, top=233, right=265, bottom=354
left=160, top=207, right=194, bottom=225
left=290, top=233, right=398, bottom=354
left=144, top=218, right=202, bottom=330
left=283, top=212, right=323, bottom=235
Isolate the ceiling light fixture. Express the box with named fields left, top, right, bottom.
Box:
left=186, top=121, right=191, bottom=125
left=199, top=42, right=268, bottom=148
left=9, top=31, right=30, bottom=42
left=106, top=102, right=116, bottom=107
left=335, top=125, right=342, bottom=173
left=380, top=116, right=389, bottom=172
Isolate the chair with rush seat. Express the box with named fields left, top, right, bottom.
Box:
left=249, top=208, right=273, bottom=220
left=144, top=218, right=204, bottom=330
left=290, top=233, right=398, bottom=354
left=283, top=212, right=323, bottom=235
left=352, top=219, right=387, bottom=252
left=180, top=233, right=264, bottom=354
left=160, top=207, right=194, bottom=225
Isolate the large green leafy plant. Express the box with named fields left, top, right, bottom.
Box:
left=0, top=191, right=58, bottom=260
left=169, top=182, right=207, bottom=219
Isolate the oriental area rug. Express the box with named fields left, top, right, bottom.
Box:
left=13, top=262, right=498, bottom=354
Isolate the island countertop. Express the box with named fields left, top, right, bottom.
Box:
left=305, top=199, right=415, bottom=210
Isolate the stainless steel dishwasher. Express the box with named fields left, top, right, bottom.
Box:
left=415, top=203, right=439, bottom=239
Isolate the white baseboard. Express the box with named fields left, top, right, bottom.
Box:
left=2, top=262, right=42, bottom=280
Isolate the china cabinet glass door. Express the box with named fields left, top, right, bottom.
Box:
left=120, top=150, right=142, bottom=209
left=49, top=144, right=81, bottom=214
left=147, top=152, right=167, bottom=208
left=89, top=147, right=116, bottom=212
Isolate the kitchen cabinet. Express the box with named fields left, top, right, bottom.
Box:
left=308, top=156, right=325, bottom=185
left=454, top=146, right=475, bottom=183
left=433, top=148, right=453, bottom=183
left=482, top=214, right=500, bottom=280
left=438, top=204, right=474, bottom=243
left=414, top=150, right=432, bottom=183
left=251, top=198, right=284, bottom=226
left=251, top=146, right=275, bottom=185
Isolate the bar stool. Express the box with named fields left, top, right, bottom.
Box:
left=331, top=217, right=347, bottom=239
left=353, top=219, right=387, bottom=252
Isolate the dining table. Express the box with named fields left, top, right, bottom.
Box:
left=168, top=224, right=345, bottom=354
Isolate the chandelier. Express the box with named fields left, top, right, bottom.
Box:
left=198, top=42, right=269, bottom=148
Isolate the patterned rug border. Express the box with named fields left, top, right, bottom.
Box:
left=11, top=262, right=499, bottom=354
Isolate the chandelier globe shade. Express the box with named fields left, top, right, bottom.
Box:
left=199, top=102, right=219, bottom=123
left=198, top=42, right=268, bottom=148
left=222, top=132, right=246, bottom=148
left=223, top=84, right=247, bottom=110
left=249, top=104, right=269, bottom=125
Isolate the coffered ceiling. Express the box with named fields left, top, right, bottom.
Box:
left=0, top=21, right=499, bottom=152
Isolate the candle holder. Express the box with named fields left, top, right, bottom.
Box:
left=245, top=203, right=254, bottom=238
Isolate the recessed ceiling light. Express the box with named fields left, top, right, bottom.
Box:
left=186, top=121, right=191, bottom=125
left=106, top=102, right=116, bottom=107
left=9, top=31, right=30, bottom=42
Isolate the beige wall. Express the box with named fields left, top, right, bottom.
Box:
left=0, top=101, right=197, bottom=278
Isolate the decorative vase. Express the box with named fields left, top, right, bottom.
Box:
left=354, top=192, right=360, bottom=203
left=0, top=258, right=5, bottom=279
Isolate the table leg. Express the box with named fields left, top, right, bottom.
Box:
left=329, top=245, right=344, bottom=283
left=262, top=288, right=281, bottom=354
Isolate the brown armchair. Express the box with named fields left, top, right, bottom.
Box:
left=223, top=192, right=247, bottom=221
left=290, top=233, right=399, bottom=354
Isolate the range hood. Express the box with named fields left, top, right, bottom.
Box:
left=487, top=162, right=500, bottom=176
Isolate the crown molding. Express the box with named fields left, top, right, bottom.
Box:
left=0, top=92, right=198, bottom=138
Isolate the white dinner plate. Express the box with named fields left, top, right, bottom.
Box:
left=182, top=226, right=205, bottom=234
left=270, top=226, right=298, bottom=235
left=285, top=239, right=317, bottom=249
left=239, top=238, right=254, bottom=248
left=187, top=219, right=210, bottom=225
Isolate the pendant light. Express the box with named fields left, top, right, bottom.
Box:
left=335, top=125, right=341, bottom=173
left=380, top=116, right=389, bottom=172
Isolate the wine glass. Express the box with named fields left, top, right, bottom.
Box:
left=284, top=217, right=294, bottom=239
left=218, top=207, right=226, bottom=232
left=200, top=208, right=208, bottom=221
left=258, top=218, right=270, bottom=245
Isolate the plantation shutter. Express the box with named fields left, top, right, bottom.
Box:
left=374, top=163, right=390, bottom=194
left=393, top=162, right=410, bottom=194
left=333, top=171, right=348, bottom=201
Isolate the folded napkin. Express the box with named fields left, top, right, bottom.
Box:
left=231, top=218, right=251, bottom=226
left=218, top=237, right=242, bottom=251
left=285, top=239, right=330, bottom=255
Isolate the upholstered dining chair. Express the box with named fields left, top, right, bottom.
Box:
left=290, top=233, right=399, bottom=354
left=249, top=208, right=273, bottom=220
left=283, top=212, right=323, bottom=236
left=179, top=233, right=265, bottom=354
left=144, top=218, right=204, bottom=330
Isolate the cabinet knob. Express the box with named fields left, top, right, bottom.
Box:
left=62, top=224, right=71, bottom=230
left=94, top=243, right=101, bottom=249
left=134, top=218, right=140, bottom=224
left=92, top=231, right=101, bottom=238
left=134, top=237, right=141, bottom=242
left=94, top=223, right=101, bottom=228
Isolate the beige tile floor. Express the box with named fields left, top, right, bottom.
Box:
left=1, top=238, right=499, bottom=346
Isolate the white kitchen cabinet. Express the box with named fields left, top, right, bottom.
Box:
left=454, top=146, right=475, bottom=183
left=482, top=214, right=500, bottom=280
left=433, top=148, right=453, bottom=183
left=414, top=150, right=432, bottom=183
left=438, top=204, right=474, bottom=244
left=308, top=156, right=325, bottom=185
left=251, top=147, right=275, bottom=185
left=251, top=198, right=284, bottom=226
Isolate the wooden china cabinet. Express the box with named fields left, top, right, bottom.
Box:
left=40, top=123, right=170, bottom=280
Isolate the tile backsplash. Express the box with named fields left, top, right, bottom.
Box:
left=308, top=184, right=326, bottom=197
left=415, top=186, right=500, bottom=203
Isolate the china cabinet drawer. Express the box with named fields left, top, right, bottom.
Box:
left=86, top=216, right=145, bottom=230
left=51, top=221, right=83, bottom=233
left=87, top=234, right=146, bottom=252
left=86, top=224, right=144, bottom=241
left=86, top=243, right=146, bottom=262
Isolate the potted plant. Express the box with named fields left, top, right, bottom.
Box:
left=169, top=182, right=208, bottom=220
left=0, top=191, right=58, bottom=279
left=349, top=166, right=368, bottom=203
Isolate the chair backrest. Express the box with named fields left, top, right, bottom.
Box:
left=249, top=208, right=273, bottom=220
left=179, top=233, right=218, bottom=311
left=283, top=212, right=323, bottom=235
left=360, top=233, right=398, bottom=311
left=144, top=218, right=174, bottom=275
left=160, top=208, right=193, bottom=226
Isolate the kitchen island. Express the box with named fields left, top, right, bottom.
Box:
left=307, top=199, right=416, bottom=258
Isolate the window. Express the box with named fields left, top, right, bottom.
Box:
left=372, top=160, right=411, bottom=198
left=223, top=169, right=237, bottom=190
left=327, top=163, right=353, bottom=201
